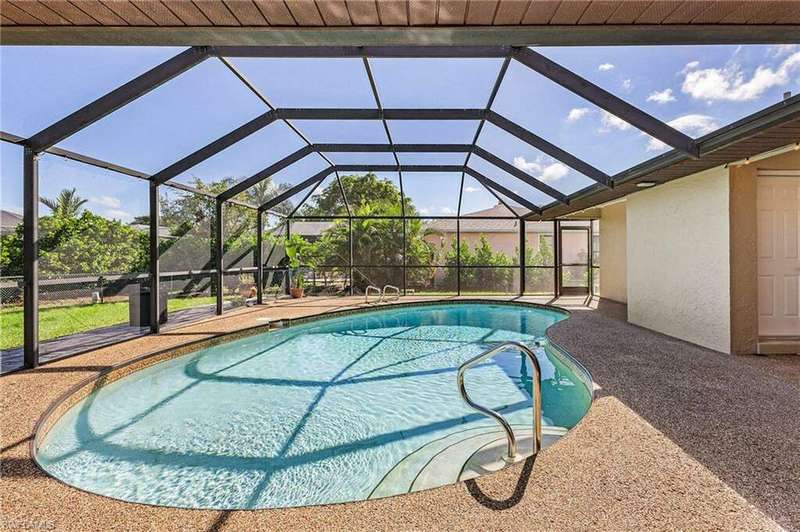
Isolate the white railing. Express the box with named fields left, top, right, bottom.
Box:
left=365, top=285, right=381, bottom=304
left=381, top=284, right=400, bottom=302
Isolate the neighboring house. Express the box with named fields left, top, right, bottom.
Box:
left=288, top=203, right=589, bottom=266
left=425, top=203, right=588, bottom=264
left=288, top=220, right=334, bottom=243
left=0, top=209, right=22, bottom=235
left=129, top=223, right=174, bottom=240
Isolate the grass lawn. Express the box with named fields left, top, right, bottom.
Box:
left=0, top=296, right=218, bottom=350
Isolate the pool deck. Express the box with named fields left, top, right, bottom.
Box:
left=1, top=295, right=798, bottom=531
left=0, top=301, right=235, bottom=375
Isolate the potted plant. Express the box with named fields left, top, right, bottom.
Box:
left=284, top=234, right=314, bottom=299
left=290, top=273, right=306, bottom=299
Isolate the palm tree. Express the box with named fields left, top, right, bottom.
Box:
left=247, top=178, right=292, bottom=213
left=40, top=188, right=87, bottom=217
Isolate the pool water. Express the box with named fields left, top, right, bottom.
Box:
left=36, top=303, right=592, bottom=509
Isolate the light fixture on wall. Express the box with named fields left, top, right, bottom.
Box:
left=636, top=181, right=657, bottom=188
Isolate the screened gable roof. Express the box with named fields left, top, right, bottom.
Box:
left=4, top=43, right=800, bottom=222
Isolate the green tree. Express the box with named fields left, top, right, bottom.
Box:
left=444, top=235, right=514, bottom=292
left=522, top=236, right=555, bottom=294
left=300, top=173, right=415, bottom=216
left=0, top=227, right=23, bottom=277
left=305, top=202, right=406, bottom=288
left=158, top=177, right=291, bottom=272
left=0, top=211, right=148, bottom=277
left=287, top=174, right=437, bottom=290
left=40, top=188, right=87, bottom=218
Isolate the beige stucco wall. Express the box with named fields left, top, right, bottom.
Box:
left=729, top=149, right=800, bottom=352
left=459, top=232, right=519, bottom=258
left=426, top=230, right=586, bottom=265
left=729, top=163, right=759, bottom=354
left=598, top=201, right=627, bottom=303
left=627, top=166, right=732, bottom=353
left=424, top=231, right=549, bottom=262
left=423, top=232, right=523, bottom=263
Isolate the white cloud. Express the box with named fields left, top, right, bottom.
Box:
left=566, top=107, right=591, bottom=122
left=647, top=88, right=676, bottom=104
left=105, top=209, right=133, bottom=221
left=768, top=44, right=798, bottom=58
left=599, top=111, right=632, bottom=132
left=513, top=156, right=569, bottom=183
left=514, top=156, right=540, bottom=173
left=598, top=63, right=615, bottom=71
left=541, top=163, right=569, bottom=182
left=90, top=195, right=121, bottom=209
left=681, top=60, right=700, bottom=74
left=646, top=114, right=719, bottom=151
left=621, top=78, right=633, bottom=91
left=681, top=51, right=800, bottom=102
left=420, top=206, right=455, bottom=215
left=463, top=186, right=479, bottom=193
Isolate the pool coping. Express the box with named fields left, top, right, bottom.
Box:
left=30, top=298, right=595, bottom=511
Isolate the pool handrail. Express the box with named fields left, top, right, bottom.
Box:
left=457, top=341, right=542, bottom=461
left=365, top=285, right=381, bottom=304
left=381, top=285, right=400, bottom=302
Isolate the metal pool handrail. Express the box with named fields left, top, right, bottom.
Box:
left=365, top=285, right=381, bottom=304
left=381, top=284, right=400, bottom=302
left=457, top=341, right=542, bottom=461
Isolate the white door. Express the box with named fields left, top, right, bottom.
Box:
left=757, top=170, right=800, bottom=336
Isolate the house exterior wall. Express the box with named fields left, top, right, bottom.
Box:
left=459, top=232, right=519, bottom=258
left=626, top=166, right=732, bottom=353
left=598, top=202, right=627, bottom=303
left=729, top=149, right=800, bottom=353
left=729, top=161, right=759, bottom=354
left=423, top=230, right=548, bottom=262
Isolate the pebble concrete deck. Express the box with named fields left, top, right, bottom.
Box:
left=1, top=296, right=797, bottom=531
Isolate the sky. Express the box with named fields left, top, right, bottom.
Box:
left=2, top=43, right=799, bottom=219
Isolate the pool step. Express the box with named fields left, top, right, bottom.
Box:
left=369, top=425, right=504, bottom=500
left=458, top=426, right=566, bottom=481
left=369, top=424, right=566, bottom=500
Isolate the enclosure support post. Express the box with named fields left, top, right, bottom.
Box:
left=554, top=220, right=561, bottom=298
left=285, top=221, right=291, bottom=296
left=149, top=181, right=160, bottom=333
left=588, top=219, right=594, bottom=297
left=215, top=199, right=224, bottom=315
left=348, top=218, right=354, bottom=296
left=402, top=217, right=407, bottom=295
left=519, top=219, right=526, bottom=296
left=256, top=210, right=263, bottom=305
left=23, top=147, right=39, bottom=369
left=456, top=217, right=461, bottom=295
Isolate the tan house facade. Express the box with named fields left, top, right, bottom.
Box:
left=424, top=203, right=590, bottom=264
left=596, top=146, right=800, bottom=355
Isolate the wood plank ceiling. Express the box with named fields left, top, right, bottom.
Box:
left=2, top=0, right=799, bottom=27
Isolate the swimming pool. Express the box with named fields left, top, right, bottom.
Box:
left=35, top=302, right=592, bottom=510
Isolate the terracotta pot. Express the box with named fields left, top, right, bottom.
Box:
left=290, top=287, right=305, bottom=299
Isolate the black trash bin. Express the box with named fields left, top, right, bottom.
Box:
left=129, top=286, right=167, bottom=327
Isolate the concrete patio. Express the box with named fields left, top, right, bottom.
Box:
left=0, top=295, right=797, bottom=531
